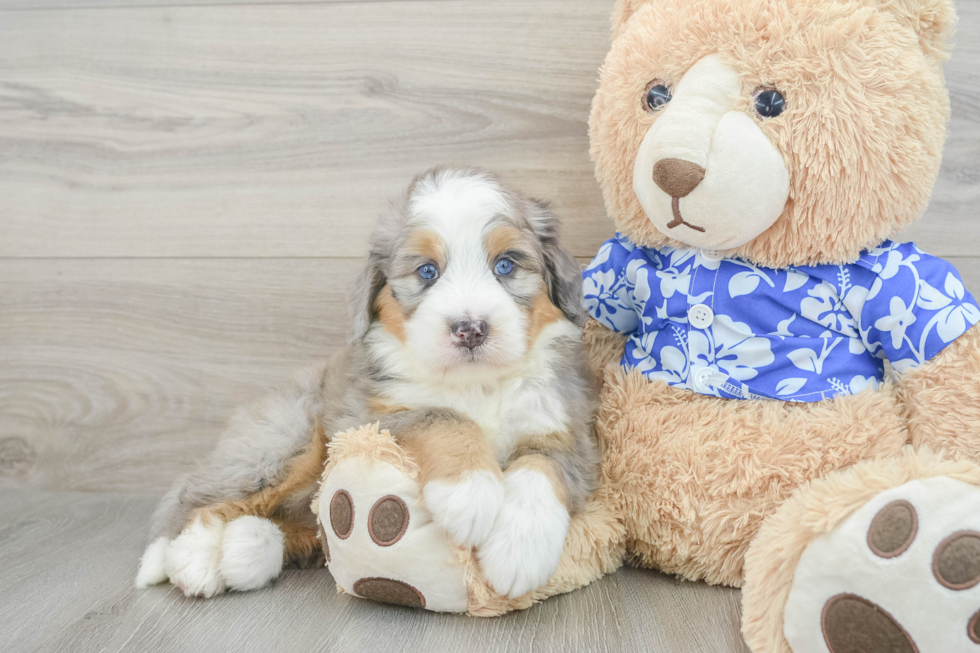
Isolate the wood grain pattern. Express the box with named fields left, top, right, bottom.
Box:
left=0, top=489, right=749, bottom=653
left=1, top=1, right=979, bottom=651
left=0, top=258, right=353, bottom=492
left=1, top=1, right=978, bottom=259
left=0, top=0, right=614, bottom=259
left=3, top=256, right=980, bottom=495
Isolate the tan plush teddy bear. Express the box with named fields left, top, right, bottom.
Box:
left=318, top=0, right=980, bottom=650
left=582, top=0, right=980, bottom=650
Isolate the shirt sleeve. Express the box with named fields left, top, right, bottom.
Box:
left=582, top=236, right=640, bottom=334
left=858, top=242, right=980, bottom=372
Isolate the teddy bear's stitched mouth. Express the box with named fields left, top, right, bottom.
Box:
left=666, top=197, right=706, bottom=233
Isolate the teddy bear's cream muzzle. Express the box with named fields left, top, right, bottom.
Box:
left=632, top=54, right=791, bottom=252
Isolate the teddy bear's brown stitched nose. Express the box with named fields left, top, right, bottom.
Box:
left=653, top=158, right=706, bottom=198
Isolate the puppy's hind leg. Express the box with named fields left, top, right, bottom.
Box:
left=137, top=363, right=328, bottom=594
left=164, top=423, right=327, bottom=597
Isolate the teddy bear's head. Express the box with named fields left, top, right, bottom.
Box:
left=590, top=0, right=955, bottom=268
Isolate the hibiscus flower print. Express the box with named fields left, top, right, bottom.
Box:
left=688, top=314, right=775, bottom=382
left=874, top=296, right=916, bottom=350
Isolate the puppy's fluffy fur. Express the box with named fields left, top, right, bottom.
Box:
left=137, top=168, right=599, bottom=599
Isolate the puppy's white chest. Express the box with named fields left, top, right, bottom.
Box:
left=492, top=379, right=568, bottom=462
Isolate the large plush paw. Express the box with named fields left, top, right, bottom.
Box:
left=423, top=470, right=505, bottom=547
left=477, top=468, right=570, bottom=599
left=146, top=515, right=284, bottom=598
left=319, top=455, right=470, bottom=612
left=784, top=476, right=980, bottom=653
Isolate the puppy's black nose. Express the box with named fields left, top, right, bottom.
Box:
left=451, top=319, right=488, bottom=349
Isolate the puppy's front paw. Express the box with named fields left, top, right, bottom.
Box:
left=477, top=468, right=569, bottom=598
left=220, top=516, right=285, bottom=592
left=165, top=517, right=226, bottom=598
left=423, top=469, right=504, bottom=547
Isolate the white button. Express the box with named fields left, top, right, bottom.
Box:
left=700, top=248, right=726, bottom=261
left=688, top=304, right=714, bottom=329
left=693, top=367, right=715, bottom=391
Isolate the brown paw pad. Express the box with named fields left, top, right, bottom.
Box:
left=318, top=523, right=330, bottom=563
left=352, top=577, right=426, bottom=609
left=368, top=495, right=409, bottom=546
left=821, top=593, right=917, bottom=653
left=932, top=530, right=980, bottom=591
left=969, top=609, right=980, bottom=645
left=330, top=489, right=354, bottom=539
left=867, top=500, right=918, bottom=558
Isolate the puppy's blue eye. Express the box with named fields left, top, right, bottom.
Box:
left=494, top=258, right=514, bottom=276
left=418, top=264, right=438, bottom=281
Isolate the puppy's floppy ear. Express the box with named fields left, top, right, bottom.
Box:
left=528, top=200, right=586, bottom=327
left=348, top=254, right=386, bottom=343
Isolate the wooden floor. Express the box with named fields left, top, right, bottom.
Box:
left=0, top=0, right=977, bottom=651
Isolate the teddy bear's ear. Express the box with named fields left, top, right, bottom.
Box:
left=872, top=0, right=956, bottom=58
left=610, top=0, right=653, bottom=41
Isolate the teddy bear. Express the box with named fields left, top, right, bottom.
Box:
left=316, top=0, right=980, bottom=650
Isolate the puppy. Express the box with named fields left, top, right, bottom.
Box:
left=136, top=167, right=599, bottom=600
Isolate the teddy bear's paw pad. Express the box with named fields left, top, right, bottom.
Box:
left=821, top=594, right=917, bottom=653
left=970, top=609, right=980, bottom=644
left=866, top=500, right=917, bottom=558
left=932, top=530, right=980, bottom=590
left=318, top=456, right=469, bottom=612
left=329, top=489, right=354, bottom=539
left=367, top=495, right=410, bottom=546
left=784, top=476, right=980, bottom=653
left=352, top=577, right=426, bottom=608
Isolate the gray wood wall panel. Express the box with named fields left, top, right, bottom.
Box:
left=0, top=1, right=978, bottom=650
left=0, top=0, right=613, bottom=259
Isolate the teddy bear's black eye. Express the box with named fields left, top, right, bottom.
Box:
left=754, top=89, right=785, bottom=119
left=644, top=80, right=672, bottom=112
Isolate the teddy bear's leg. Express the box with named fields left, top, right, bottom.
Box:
left=317, top=424, right=471, bottom=612
left=741, top=448, right=980, bottom=653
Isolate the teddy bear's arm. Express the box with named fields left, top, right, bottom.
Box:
left=896, top=322, right=980, bottom=462
left=582, top=317, right=627, bottom=382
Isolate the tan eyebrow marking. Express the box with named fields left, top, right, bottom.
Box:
left=404, top=228, right=447, bottom=269
left=483, top=225, right=530, bottom=263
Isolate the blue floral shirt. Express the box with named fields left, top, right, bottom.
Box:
left=583, top=235, right=980, bottom=402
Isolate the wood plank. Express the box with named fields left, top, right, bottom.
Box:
left=0, top=488, right=749, bottom=652
left=3, top=256, right=980, bottom=495
left=900, top=7, right=980, bottom=250
left=0, top=257, right=354, bottom=493
left=1, top=1, right=978, bottom=260
left=0, top=0, right=615, bottom=259
left=0, top=1, right=432, bottom=9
